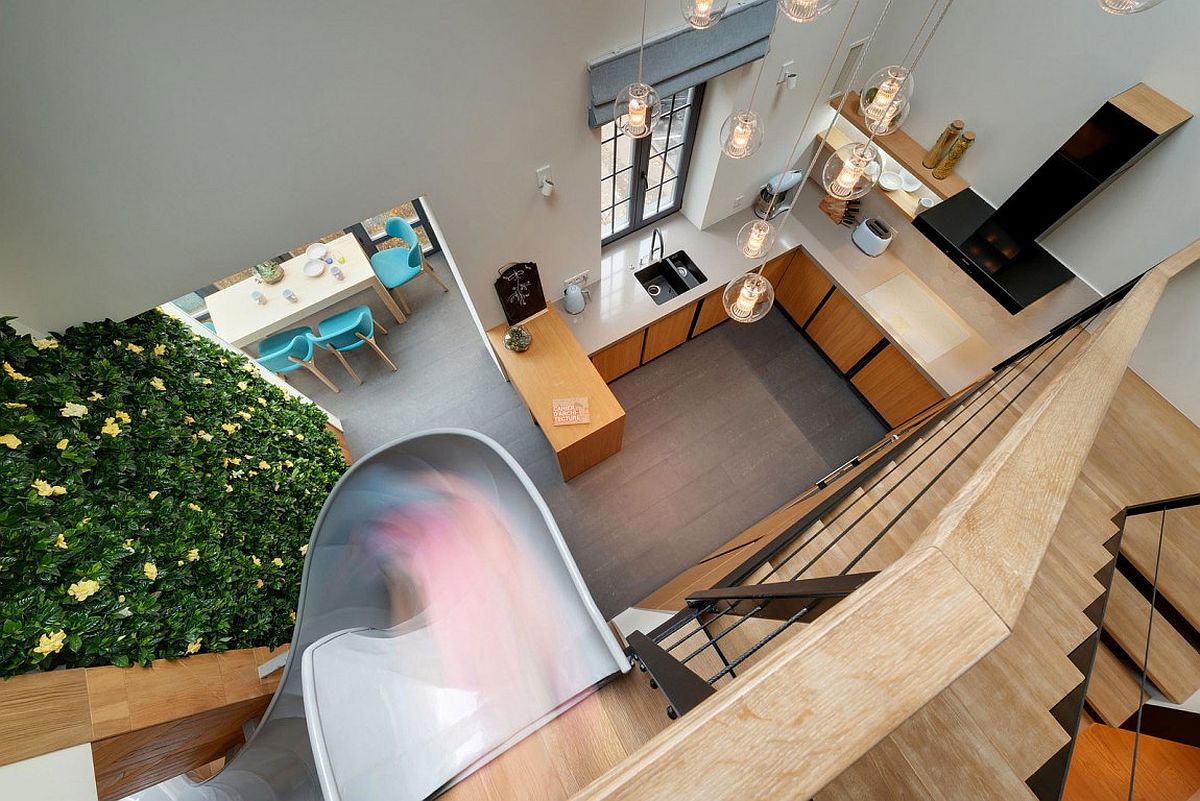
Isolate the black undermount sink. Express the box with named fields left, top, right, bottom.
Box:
left=634, top=250, right=707, bottom=305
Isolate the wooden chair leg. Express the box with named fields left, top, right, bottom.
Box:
left=390, top=286, right=413, bottom=315
left=291, top=356, right=339, bottom=393
left=328, top=346, right=362, bottom=385
left=373, top=317, right=388, bottom=336
left=357, top=333, right=397, bottom=372
left=421, top=253, right=450, bottom=293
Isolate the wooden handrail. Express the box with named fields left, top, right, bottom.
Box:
left=572, top=240, right=1199, bottom=801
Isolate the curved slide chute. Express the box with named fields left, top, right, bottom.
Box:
left=126, top=430, right=628, bottom=801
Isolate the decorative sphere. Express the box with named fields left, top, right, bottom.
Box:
left=503, top=325, right=532, bottom=353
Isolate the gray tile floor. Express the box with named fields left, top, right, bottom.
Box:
left=277, top=254, right=886, bottom=617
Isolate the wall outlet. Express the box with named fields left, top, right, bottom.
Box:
left=734, top=194, right=745, bottom=208
left=536, top=165, right=553, bottom=188
left=777, top=61, right=796, bottom=86
left=564, top=270, right=590, bottom=290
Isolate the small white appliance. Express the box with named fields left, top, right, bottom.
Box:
left=563, top=283, right=586, bottom=314
left=852, top=217, right=895, bottom=257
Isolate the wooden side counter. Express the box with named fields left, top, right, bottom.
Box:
left=487, top=308, right=625, bottom=480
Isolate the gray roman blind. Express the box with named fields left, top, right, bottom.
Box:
left=587, top=0, right=774, bottom=128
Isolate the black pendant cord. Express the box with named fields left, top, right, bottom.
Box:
left=1127, top=509, right=1167, bottom=801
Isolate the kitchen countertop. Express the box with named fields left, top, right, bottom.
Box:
left=555, top=199, right=1011, bottom=396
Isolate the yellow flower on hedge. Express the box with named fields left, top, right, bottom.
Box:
left=148, top=490, right=159, bottom=500
left=33, top=630, right=66, bottom=656
left=113, top=340, right=122, bottom=346
left=220, top=422, right=238, bottom=433
left=32, top=479, right=66, bottom=497
left=251, top=555, right=261, bottom=567
left=197, top=430, right=214, bottom=442
left=284, top=460, right=294, bottom=468
left=87, top=391, right=104, bottom=401
left=247, top=470, right=257, bottom=477
left=185, top=639, right=202, bottom=655
left=258, top=461, right=270, bottom=470
left=295, top=433, right=304, bottom=441
left=237, top=381, right=248, bottom=391
left=255, top=578, right=264, bottom=589
left=201, top=378, right=213, bottom=385
left=187, top=503, right=202, bottom=512
left=218, top=356, right=228, bottom=366
left=60, top=402, right=88, bottom=418
left=257, top=397, right=267, bottom=406
left=224, top=484, right=233, bottom=492
left=143, top=562, right=158, bottom=581
left=114, top=410, right=131, bottom=423
left=153, top=344, right=167, bottom=356
left=54, top=533, right=68, bottom=549
left=289, top=610, right=296, bottom=621
left=122, top=539, right=134, bottom=552
left=184, top=415, right=195, bottom=424
left=186, top=548, right=200, bottom=562
left=299, top=544, right=308, bottom=556
left=3, top=361, right=32, bottom=382
left=149, top=377, right=165, bottom=391
left=126, top=342, right=144, bottom=354
left=67, top=579, right=100, bottom=601
left=272, top=557, right=283, bottom=567
left=240, top=362, right=257, bottom=373
left=101, top=417, right=121, bottom=436
left=32, top=337, right=58, bottom=350
left=55, top=438, right=69, bottom=450
left=4, top=402, right=27, bottom=408
left=236, top=410, right=252, bottom=420
left=0, top=433, right=21, bottom=449
left=118, top=595, right=125, bottom=603
left=229, top=457, right=241, bottom=465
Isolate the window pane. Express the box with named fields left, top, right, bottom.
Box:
left=601, top=121, right=615, bottom=141
left=601, top=176, right=613, bottom=208
left=614, top=167, right=633, bottom=204
left=601, top=207, right=613, bottom=238
left=666, top=106, right=690, bottom=149
left=646, top=179, right=679, bottom=218
left=665, top=146, right=683, bottom=182
left=643, top=184, right=661, bottom=216
left=601, top=137, right=615, bottom=174
left=615, top=134, right=634, bottom=171
left=612, top=201, right=631, bottom=234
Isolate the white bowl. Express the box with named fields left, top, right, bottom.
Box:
left=303, top=259, right=326, bottom=277
left=878, top=171, right=903, bottom=192
left=305, top=243, right=327, bottom=261
left=919, top=196, right=937, bottom=209
left=900, top=173, right=922, bottom=193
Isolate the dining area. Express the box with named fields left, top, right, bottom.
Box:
left=205, top=215, right=449, bottom=393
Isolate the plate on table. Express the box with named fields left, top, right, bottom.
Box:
left=306, top=243, right=328, bottom=261
left=304, top=259, right=326, bottom=277
left=879, top=171, right=902, bottom=192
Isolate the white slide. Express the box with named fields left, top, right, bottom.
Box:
left=124, top=430, right=628, bottom=801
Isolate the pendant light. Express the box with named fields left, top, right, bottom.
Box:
left=724, top=0, right=865, bottom=323
left=682, top=0, right=729, bottom=29
left=821, top=0, right=955, bottom=199
left=720, top=10, right=775, bottom=161
left=616, top=0, right=662, bottom=139
left=779, top=0, right=842, bottom=23
left=1098, top=0, right=1166, bottom=12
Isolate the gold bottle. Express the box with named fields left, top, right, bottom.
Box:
left=923, top=120, right=964, bottom=169
left=933, top=130, right=975, bottom=179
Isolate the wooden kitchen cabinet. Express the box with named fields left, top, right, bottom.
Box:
left=642, top=301, right=698, bottom=363
left=760, top=250, right=794, bottom=291
left=806, top=290, right=886, bottom=374
left=774, top=248, right=833, bottom=326
left=591, top=329, right=645, bottom=383
left=692, top=288, right=729, bottom=337
left=852, top=344, right=944, bottom=427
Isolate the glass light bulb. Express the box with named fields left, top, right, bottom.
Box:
left=1097, top=0, right=1166, bottom=12
left=615, top=82, right=661, bottom=139
left=861, top=65, right=912, bottom=136
left=683, top=0, right=728, bottom=28
left=778, top=0, right=840, bottom=23
left=720, top=111, right=763, bottom=159
left=722, top=272, right=776, bottom=323
left=737, top=219, right=776, bottom=260
left=822, top=141, right=881, bottom=201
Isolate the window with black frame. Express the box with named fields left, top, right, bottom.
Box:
left=600, top=85, right=704, bottom=244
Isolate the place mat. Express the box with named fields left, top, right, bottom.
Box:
left=551, top=397, right=590, bottom=426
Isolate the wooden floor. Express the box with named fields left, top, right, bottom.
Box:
left=439, top=355, right=1200, bottom=801
left=1063, top=724, right=1200, bottom=801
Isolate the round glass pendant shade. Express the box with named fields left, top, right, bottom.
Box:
left=823, top=141, right=882, bottom=200
left=721, top=110, right=764, bottom=159
left=615, top=82, right=661, bottom=139
left=778, top=0, right=841, bottom=23
left=682, top=0, right=730, bottom=28
left=860, top=65, right=913, bottom=136
left=723, top=272, right=776, bottom=323
left=737, top=219, right=776, bottom=260
left=1097, top=0, right=1166, bottom=12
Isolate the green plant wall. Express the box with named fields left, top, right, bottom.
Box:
left=0, top=312, right=346, bottom=677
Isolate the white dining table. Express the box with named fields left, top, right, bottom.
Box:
left=206, top=232, right=407, bottom=349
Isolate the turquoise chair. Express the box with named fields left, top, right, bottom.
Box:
left=309, top=306, right=396, bottom=385
left=368, top=218, right=449, bottom=315
left=256, top=327, right=340, bottom=393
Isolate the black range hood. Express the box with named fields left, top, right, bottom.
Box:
left=914, top=83, right=1189, bottom=314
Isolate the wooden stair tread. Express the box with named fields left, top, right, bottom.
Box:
left=1120, top=508, right=1200, bottom=633
left=1063, top=724, right=1200, bottom=801
left=1105, top=572, right=1200, bottom=703
left=1086, top=642, right=1147, bottom=727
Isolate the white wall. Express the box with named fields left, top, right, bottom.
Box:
left=0, top=743, right=98, bottom=801
left=858, top=0, right=1200, bottom=421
